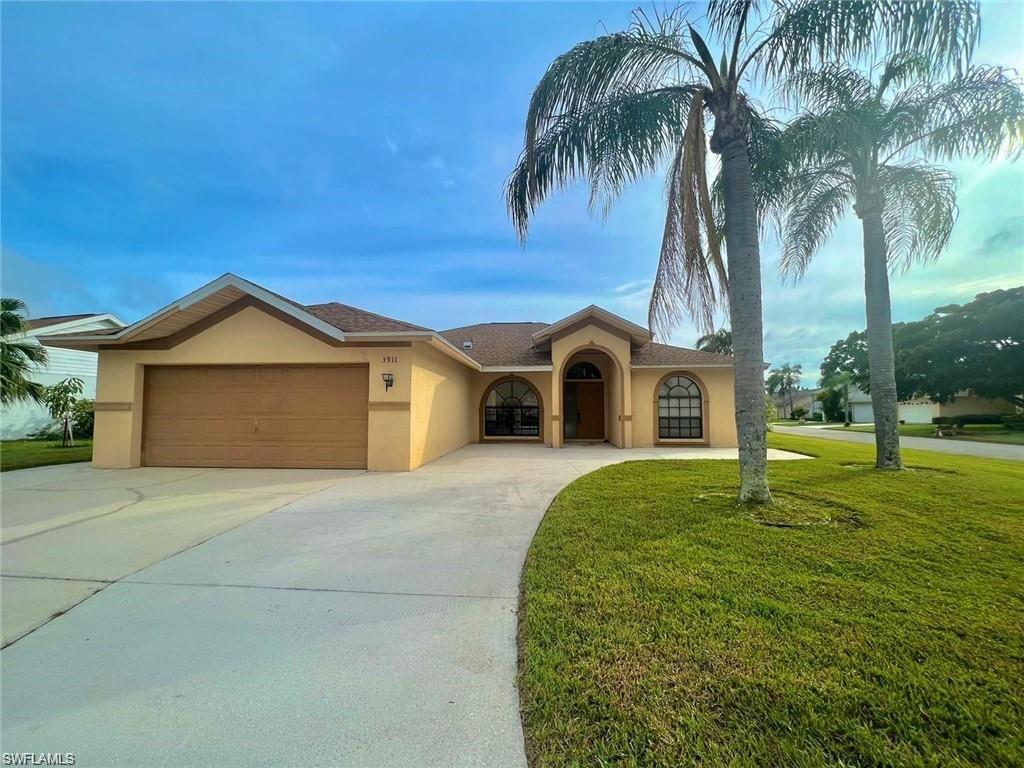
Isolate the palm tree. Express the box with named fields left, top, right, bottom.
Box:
left=506, top=2, right=979, bottom=503
left=1, top=298, right=48, bottom=406
left=696, top=328, right=733, bottom=355
left=779, top=54, right=1024, bottom=468
left=821, top=370, right=856, bottom=424
left=766, top=362, right=802, bottom=418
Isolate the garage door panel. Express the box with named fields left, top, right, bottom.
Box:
left=143, top=365, right=368, bottom=469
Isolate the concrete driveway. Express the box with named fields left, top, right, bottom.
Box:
left=1, top=443, right=805, bottom=767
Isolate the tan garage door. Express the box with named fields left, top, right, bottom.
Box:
left=143, top=365, right=368, bottom=469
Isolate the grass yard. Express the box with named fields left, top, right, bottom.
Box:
left=826, top=422, right=1024, bottom=445
left=519, top=434, right=1024, bottom=767
left=0, top=439, right=93, bottom=472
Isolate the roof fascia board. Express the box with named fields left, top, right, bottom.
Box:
left=630, top=363, right=735, bottom=369
left=532, top=305, right=651, bottom=344
left=479, top=365, right=553, bottom=373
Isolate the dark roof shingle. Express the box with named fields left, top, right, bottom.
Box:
left=25, top=314, right=101, bottom=330
left=441, top=323, right=551, bottom=366
left=304, top=302, right=432, bottom=333
left=630, top=342, right=733, bottom=366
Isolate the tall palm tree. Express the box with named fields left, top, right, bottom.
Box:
left=779, top=54, right=1024, bottom=468
left=506, top=1, right=979, bottom=502
left=766, top=362, right=802, bottom=417
left=696, top=328, right=733, bottom=355
left=1, top=298, right=48, bottom=406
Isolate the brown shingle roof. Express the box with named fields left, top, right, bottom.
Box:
left=441, top=323, right=551, bottom=366
left=25, top=313, right=101, bottom=330
left=630, top=342, right=733, bottom=366
left=303, top=302, right=432, bottom=333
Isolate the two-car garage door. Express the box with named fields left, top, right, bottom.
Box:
left=143, top=365, right=368, bottom=469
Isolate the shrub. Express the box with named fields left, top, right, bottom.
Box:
left=933, top=413, right=1011, bottom=427
left=72, top=399, right=95, bottom=438
left=764, top=394, right=778, bottom=424
left=1003, top=414, right=1024, bottom=431
left=792, top=406, right=809, bottom=420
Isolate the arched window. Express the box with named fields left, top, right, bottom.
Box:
left=658, top=375, right=703, bottom=439
left=484, top=380, right=540, bottom=437
left=566, top=362, right=602, bottom=380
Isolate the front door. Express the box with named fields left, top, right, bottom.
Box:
left=564, top=381, right=604, bottom=440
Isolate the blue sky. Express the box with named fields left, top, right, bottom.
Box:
left=3, top=1, right=1022, bottom=384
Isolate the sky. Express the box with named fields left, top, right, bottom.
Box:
left=3, top=1, right=1023, bottom=386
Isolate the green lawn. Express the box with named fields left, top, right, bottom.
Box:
left=0, top=439, right=93, bottom=472
left=826, top=422, right=1024, bottom=445
left=519, top=434, right=1024, bottom=767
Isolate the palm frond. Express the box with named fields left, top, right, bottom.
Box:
left=878, top=162, right=958, bottom=270
left=883, top=66, right=1024, bottom=162
left=874, top=51, right=930, bottom=99
left=522, top=11, right=698, bottom=163
left=649, top=95, right=725, bottom=338
left=507, top=85, right=697, bottom=239
left=751, top=0, right=979, bottom=79
left=784, top=63, right=873, bottom=112
left=780, top=168, right=854, bottom=279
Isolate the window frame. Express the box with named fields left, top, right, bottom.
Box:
left=653, top=371, right=708, bottom=445
left=479, top=377, right=545, bottom=441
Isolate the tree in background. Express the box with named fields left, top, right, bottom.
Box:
left=766, top=363, right=802, bottom=418
left=821, top=370, right=857, bottom=424
left=897, top=287, right=1023, bottom=408
left=696, top=328, right=733, bottom=355
left=778, top=53, right=1024, bottom=469
left=42, top=377, right=85, bottom=447
left=1, top=297, right=48, bottom=407
left=820, top=288, right=1023, bottom=409
left=815, top=387, right=844, bottom=423
left=506, top=1, right=978, bottom=502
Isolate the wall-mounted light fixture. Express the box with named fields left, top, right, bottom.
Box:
left=381, top=372, right=394, bottom=391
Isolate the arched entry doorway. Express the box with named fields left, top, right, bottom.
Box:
left=563, top=359, right=605, bottom=440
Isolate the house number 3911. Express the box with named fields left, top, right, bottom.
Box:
left=381, top=355, right=399, bottom=364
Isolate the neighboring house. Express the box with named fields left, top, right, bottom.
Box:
left=848, top=388, right=1016, bottom=424
left=1, top=312, right=126, bottom=439
left=772, top=388, right=824, bottom=419
left=40, top=274, right=738, bottom=471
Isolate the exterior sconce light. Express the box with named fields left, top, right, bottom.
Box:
left=382, top=372, right=394, bottom=391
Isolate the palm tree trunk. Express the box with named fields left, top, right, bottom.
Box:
left=860, top=208, right=903, bottom=469
left=719, top=138, right=771, bottom=503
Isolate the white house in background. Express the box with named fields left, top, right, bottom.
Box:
left=847, top=387, right=1014, bottom=424
left=1, top=313, right=126, bottom=439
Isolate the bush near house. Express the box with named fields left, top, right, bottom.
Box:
left=519, top=434, right=1024, bottom=767
left=934, top=413, right=1015, bottom=427
left=791, top=406, right=809, bottom=420
left=1001, top=414, right=1024, bottom=431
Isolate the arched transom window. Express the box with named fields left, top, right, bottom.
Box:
left=658, top=375, right=703, bottom=439
left=565, top=361, right=602, bottom=380
left=484, top=380, right=540, bottom=437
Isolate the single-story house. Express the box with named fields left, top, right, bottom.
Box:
left=847, top=387, right=1014, bottom=424
left=1, top=312, right=126, bottom=439
left=771, top=387, right=824, bottom=419
left=40, top=274, right=738, bottom=471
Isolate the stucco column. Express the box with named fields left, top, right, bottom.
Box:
left=550, top=374, right=563, bottom=448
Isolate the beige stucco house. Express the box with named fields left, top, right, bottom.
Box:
left=42, top=274, right=737, bottom=471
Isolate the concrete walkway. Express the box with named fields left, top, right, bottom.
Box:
left=1, top=444, right=806, bottom=767
left=773, top=424, right=1024, bottom=461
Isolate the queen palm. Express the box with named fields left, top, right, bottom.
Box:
left=1, top=297, right=48, bottom=406
left=779, top=54, right=1024, bottom=468
left=696, top=328, right=732, bottom=355
left=766, top=362, right=802, bottom=418
left=506, top=1, right=979, bottom=502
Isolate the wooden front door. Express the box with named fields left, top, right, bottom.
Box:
left=565, top=381, right=605, bottom=440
